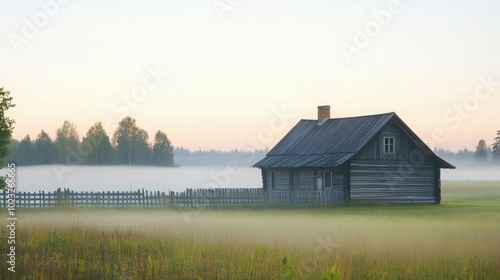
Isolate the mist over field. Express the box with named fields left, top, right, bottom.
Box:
left=0, top=165, right=263, bottom=193
left=4, top=181, right=499, bottom=279
left=441, top=159, right=500, bottom=181
left=1, top=160, right=498, bottom=193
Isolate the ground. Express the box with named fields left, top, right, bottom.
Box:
left=1, top=181, right=499, bottom=279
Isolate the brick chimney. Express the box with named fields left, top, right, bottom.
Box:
left=317, top=105, right=330, bottom=125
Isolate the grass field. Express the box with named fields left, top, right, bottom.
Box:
left=1, top=181, right=500, bottom=279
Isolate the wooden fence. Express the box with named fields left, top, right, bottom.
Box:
left=0, top=188, right=344, bottom=208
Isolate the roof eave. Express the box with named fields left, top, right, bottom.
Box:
left=436, top=157, right=456, bottom=169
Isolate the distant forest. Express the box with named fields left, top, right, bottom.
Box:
left=5, top=116, right=175, bottom=167
left=5, top=116, right=499, bottom=167
left=174, top=147, right=268, bottom=167
left=4, top=116, right=268, bottom=167
left=435, top=133, right=500, bottom=163
left=434, top=147, right=489, bottom=160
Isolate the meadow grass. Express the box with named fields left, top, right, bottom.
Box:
left=1, top=180, right=499, bottom=279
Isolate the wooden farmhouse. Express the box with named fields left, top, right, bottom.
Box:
left=253, top=105, right=455, bottom=204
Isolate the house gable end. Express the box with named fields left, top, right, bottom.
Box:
left=354, top=118, right=433, bottom=162
left=353, top=115, right=455, bottom=168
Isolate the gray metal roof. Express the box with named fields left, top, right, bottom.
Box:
left=253, top=112, right=455, bottom=169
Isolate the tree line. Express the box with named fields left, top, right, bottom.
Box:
left=174, top=147, right=268, bottom=167
left=0, top=88, right=15, bottom=189
left=434, top=132, right=500, bottom=162
left=5, top=116, right=175, bottom=167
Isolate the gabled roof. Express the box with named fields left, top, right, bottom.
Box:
left=252, top=112, right=455, bottom=169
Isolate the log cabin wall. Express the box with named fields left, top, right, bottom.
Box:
left=264, top=167, right=345, bottom=194
left=350, top=120, right=440, bottom=204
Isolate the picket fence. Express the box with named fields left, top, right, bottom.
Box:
left=0, top=188, right=344, bottom=208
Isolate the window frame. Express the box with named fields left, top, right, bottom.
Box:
left=323, top=171, right=333, bottom=188
left=384, top=136, right=395, bottom=154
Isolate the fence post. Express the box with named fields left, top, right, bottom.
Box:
left=140, top=188, right=143, bottom=208
left=155, top=191, right=160, bottom=208
left=121, top=191, right=124, bottom=208
left=188, top=189, right=192, bottom=208
left=135, top=189, right=139, bottom=207
left=153, top=191, right=156, bottom=208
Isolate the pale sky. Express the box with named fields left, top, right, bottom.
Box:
left=1, top=0, right=499, bottom=151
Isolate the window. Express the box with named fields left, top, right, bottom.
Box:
left=384, top=137, right=395, bottom=154
left=323, top=171, right=332, bottom=188
left=271, top=172, right=275, bottom=189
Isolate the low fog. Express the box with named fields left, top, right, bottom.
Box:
left=1, top=165, right=262, bottom=193
left=441, top=159, right=500, bottom=181
left=0, top=159, right=498, bottom=193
